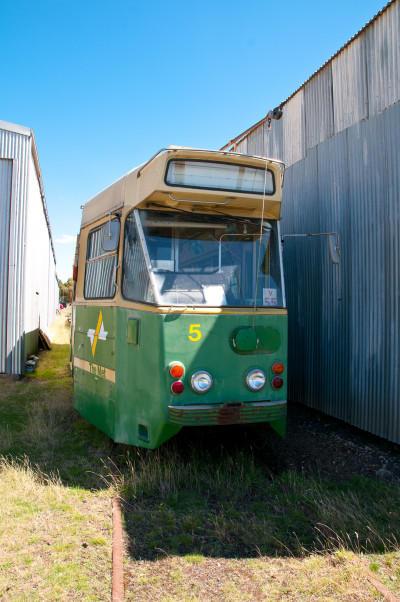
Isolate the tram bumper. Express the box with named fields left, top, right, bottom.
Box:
left=167, top=399, right=286, bottom=426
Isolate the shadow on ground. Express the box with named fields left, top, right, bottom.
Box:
left=120, top=417, right=400, bottom=561
left=1, top=342, right=399, bottom=562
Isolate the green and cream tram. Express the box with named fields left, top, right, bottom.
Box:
left=72, top=147, right=287, bottom=448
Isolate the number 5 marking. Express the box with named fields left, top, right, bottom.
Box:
left=188, top=324, right=201, bottom=341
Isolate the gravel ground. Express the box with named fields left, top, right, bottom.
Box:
left=261, top=401, right=400, bottom=484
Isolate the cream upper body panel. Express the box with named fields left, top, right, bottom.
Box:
left=80, top=148, right=284, bottom=229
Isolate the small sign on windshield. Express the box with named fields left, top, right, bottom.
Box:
left=263, top=288, right=277, bottom=306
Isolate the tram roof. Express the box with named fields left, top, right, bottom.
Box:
left=81, top=147, right=284, bottom=228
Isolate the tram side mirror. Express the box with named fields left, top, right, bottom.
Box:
left=102, top=220, right=120, bottom=252
left=328, top=233, right=340, bottom=264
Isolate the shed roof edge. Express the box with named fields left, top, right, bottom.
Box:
left=220, top=0, right=396, bottom=151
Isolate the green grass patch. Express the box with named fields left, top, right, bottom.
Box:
left=26, top=343, right=71, bottom=380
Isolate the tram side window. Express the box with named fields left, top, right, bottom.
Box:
left=122, top=213, right=155, bottom=303
left=84, top=224, right=118, bottom=299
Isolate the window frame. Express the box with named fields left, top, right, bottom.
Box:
left=83, top=220, right=119, bottom=300
left=121, top=209, right=158, bottom=305
left=164, top=158, right=276, bottom=196
left=121, top=208, right=285, bottom=309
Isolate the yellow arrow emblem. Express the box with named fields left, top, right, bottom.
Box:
left=87, top=311, right=108, bottom=357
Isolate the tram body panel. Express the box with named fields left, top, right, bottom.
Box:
left=73, top=305, right=287, bottom=448
left=161, top=311, right=287, bottom=402
left=114, top=307, right=181, bottom=448
left=73, top=305, right=116, bottom=438
left=161, top=311, right=287, bottom=441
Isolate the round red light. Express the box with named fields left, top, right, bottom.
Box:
left=272, top=362, right=284, bottom=375
left=271, top=376, right=284, bottom=389
left=171, top=380, right=185, bottom=394
left=170, top=363, right=184, bottom=378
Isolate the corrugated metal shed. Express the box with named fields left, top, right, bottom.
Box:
left=282, top=91, right=306, bottom=165
left=304, top=65, right=334, bottom=150
left=332, top=35, right=368, bottom=134
left=0, top=159, right=12, bottom=373
left=366, top=1, right=400, bottom=115
left=0, top=120, right=58, bottom=374
left=226, top=0, right=400, bottom=443
left=1, top=125, right=32, bottom=374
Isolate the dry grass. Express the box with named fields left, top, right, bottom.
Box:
left=0, top=457, right=112, bottom=601
left=125, top=552, right=388, bottom=601
left=0, top=314, right=113, bottom=600
left=363, top=550, right=400, bottom=596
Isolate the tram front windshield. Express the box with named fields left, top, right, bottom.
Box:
left=138, top=209, right=284, bottom=307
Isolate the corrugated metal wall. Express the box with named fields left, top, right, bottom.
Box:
left=0, top=126, right=30, bottom=374
left=236, top=0, right=400, bottom=442
left=0, top=122, right=58, bottom=374
left=0, top=159, right=13, bottom=373
left=24, top=150, right=58, bottom=340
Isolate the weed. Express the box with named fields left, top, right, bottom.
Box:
left=0, top=424, right=12, bottom=449
left=184, top=554, right=204, bottom=564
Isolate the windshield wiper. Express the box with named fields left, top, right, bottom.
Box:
left=198, top=206, right=256, bottom=227
left=146, top=202, right=213, bottom=224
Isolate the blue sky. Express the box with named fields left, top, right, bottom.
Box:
left=1, top=0, right=387, bottom=281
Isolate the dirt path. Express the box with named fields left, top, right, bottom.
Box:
left=48, top=307, right=72, bottom=345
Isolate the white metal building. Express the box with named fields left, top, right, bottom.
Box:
left=0, top=120, right=58, bottom=375
left=223, top=0, right=400, bottom=443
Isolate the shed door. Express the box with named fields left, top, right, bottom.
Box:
left=0, top=159, right=12, bottom=373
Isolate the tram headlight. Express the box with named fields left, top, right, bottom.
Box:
left=191, top=371, right=213, bottom=394
left=246, top=369, right=266, bottom=391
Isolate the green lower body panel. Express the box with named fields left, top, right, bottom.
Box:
left=168, top=400, right=286, bottom=427
left=73, top=366, right=115, bottom=439
left=73, top=304, right=288, bottom=448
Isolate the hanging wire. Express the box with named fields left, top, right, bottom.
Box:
left=252, top=161, right=269, bottom=327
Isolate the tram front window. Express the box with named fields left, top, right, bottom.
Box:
left=137, top=209, right=284, bottom=307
